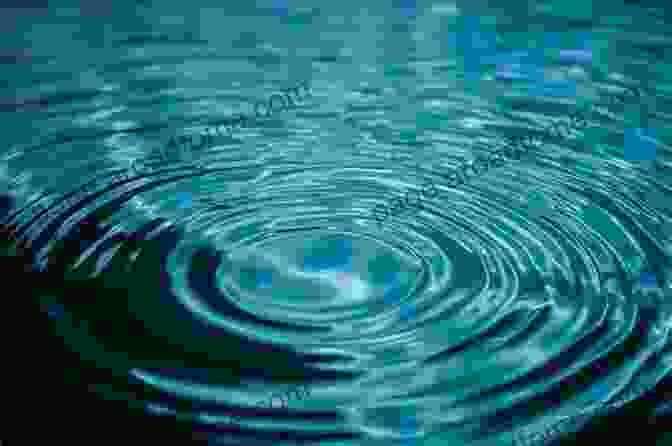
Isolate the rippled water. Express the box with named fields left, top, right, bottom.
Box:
left=4, top=1, right=672, bottom=445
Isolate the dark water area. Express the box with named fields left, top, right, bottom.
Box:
left=4, top=1, right=672, bottom=445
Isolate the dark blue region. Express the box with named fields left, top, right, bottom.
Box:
left=639, top=271, right=658, bottom=288
left=237, top=265, right=274, bottom=289
left=398, top=0, right=417, bottom=16
left=301, top=238, right=354, bottom=270
left=526, top=76, right=578, bottom=98
left=0, top=194, right=13, bottom=218
left=267, top=0, right=291, bottom=16
left=624, top=127, right=657, bottom=161
left=453, top=16, right=501, bottom=78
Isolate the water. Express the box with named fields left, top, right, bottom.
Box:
left=3, top=1, right=672, bottom=444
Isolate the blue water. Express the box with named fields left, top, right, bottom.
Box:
left=3, top=1, right=672, bottom=444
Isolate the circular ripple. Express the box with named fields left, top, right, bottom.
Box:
left=3, top=4, right=672, bottom=446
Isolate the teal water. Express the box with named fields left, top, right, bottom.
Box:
left=2, top=1, right=672, bottom=444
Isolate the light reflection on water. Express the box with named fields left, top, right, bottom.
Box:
left=2, top=1, right=672, bottom=445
